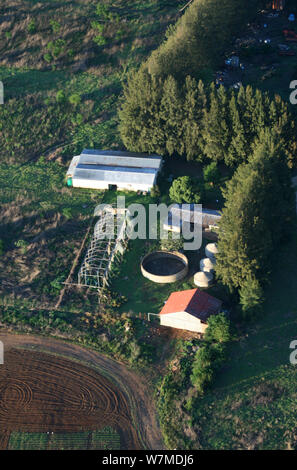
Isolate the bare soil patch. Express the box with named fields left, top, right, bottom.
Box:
left=0, top=333, right=163, bottom=450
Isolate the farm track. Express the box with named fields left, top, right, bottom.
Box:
left=0, top=333, right=164, bottom=450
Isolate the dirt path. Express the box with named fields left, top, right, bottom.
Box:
left=0, top=333, right=164, bottom=450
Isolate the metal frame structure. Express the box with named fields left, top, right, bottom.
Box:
left=78, top=207, right=128, bottom=289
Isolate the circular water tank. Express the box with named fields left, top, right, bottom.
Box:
left=141, top=251, right=188, bottom=284
left=194, top=271, right=213, bottom=288
left=205, top=243, right=218, bottom=261
left=200, top=257, right=215, bottom=273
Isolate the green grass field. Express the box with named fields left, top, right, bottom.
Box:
left=8, top=428, right=121, bottom=450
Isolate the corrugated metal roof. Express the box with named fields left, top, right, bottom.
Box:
left=82, top=148, right=161, bottom=159
left=73, top=167, right=156, bottom=185
left=80, top=149, right=162, bottom=169
left=76, top=163, right=156, bottom=174
left=160, top=288, right=222, bottom=322
left=170, top=204, right=221, bottom=219
left=164, top=205, right=221, bottom=229
left=67, top=149, right=162, bottom=187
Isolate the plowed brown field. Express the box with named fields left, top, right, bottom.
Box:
left=0, top=334, right=163, bottom=450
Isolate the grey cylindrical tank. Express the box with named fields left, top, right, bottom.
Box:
left=205, top=243, right=218, bottom=262
left=200, top=257, right=215, bottom=273
left=194, top=271, right=213, bottom=288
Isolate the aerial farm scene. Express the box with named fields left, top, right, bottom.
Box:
left=1, top=0, right=297, bottom=456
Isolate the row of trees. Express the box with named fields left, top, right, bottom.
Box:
left=119, top=70, right=297, bottom=168
left=215, top=133, right=295, bottom=316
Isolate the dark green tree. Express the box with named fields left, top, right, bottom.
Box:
left=169, top=176, right=202, bottom=204
left=216, top=135, right=295, bottom=297
left=239, top=275, right=264, bottom=318
left=202, top=84, right=229, bottom=163
left=203, top=161, right=220, bottom=185
left=183, top=77, right=207, bottom=161
left=160, top=75, right=184, bottom=156
left=226, top=92, right=247, bottom=166
left=118, top=68, right=165, bottom=154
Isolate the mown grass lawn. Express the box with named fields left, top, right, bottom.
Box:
left=192, top=234, right=297, bottom=449
left=111, top=237, right=196, bottom=315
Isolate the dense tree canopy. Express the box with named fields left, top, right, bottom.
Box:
left=215, top=134, right=295, bottom=313
left=119, top=73, right=297, bottom=168
left=145, top=0, right=260, bottom=81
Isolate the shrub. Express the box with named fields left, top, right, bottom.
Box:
left=191, top=343, right=225, bottom=394
left=190, top=345, right=214, bottom=394
left=71, top=113, right=84, bottom=126
left=27, top=19, right=36, bottom=34
left=69, top=94, right=81, bottom=107
left=169, top=176, right=202, bottom=204
left=43, top=53, right=52, bottom=63
left=204, top=313, right=231, bottom=343
left=47, top=39, right=66, bottom=58
left=96, top=3, right=110, bottom=19
left=91, top=21, right=106, bottom=46
left=50, top=276, right=64, bottom=291
left=150, top=185, right=161, bottom=198
left=203, top=162, right=220, bottom=186
left=49, top=19, right=61, bottom=34
left=62, top=207, right=73, bottom=219
left=56, top=90, right=66, bottom=103
left=15, top=239, right=29, bottom=254
left=160, top=232, right=184, bottom=253
left=93, top=35, right=106, bottom=46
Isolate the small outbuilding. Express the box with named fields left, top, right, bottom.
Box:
left=66, top=149, right=162, bottom=192
left=163, top=204, right=221, bottom=232
left=159, top=288, right=222, bottom=333
left=194, top=271, right=214, bottom=288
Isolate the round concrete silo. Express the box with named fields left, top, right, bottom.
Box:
left=205, top=243, right=218, bottom=262
left=200, top=257, right=215, bottom=273
left=193, top=271, right=213, bottom=288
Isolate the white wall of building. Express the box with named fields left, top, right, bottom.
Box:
left=160, top=311, right=208, bottom=333
left=72, top=178, right=154, bottom=192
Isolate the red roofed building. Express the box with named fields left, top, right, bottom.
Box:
left=159, top=288, right=222, bottom=333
